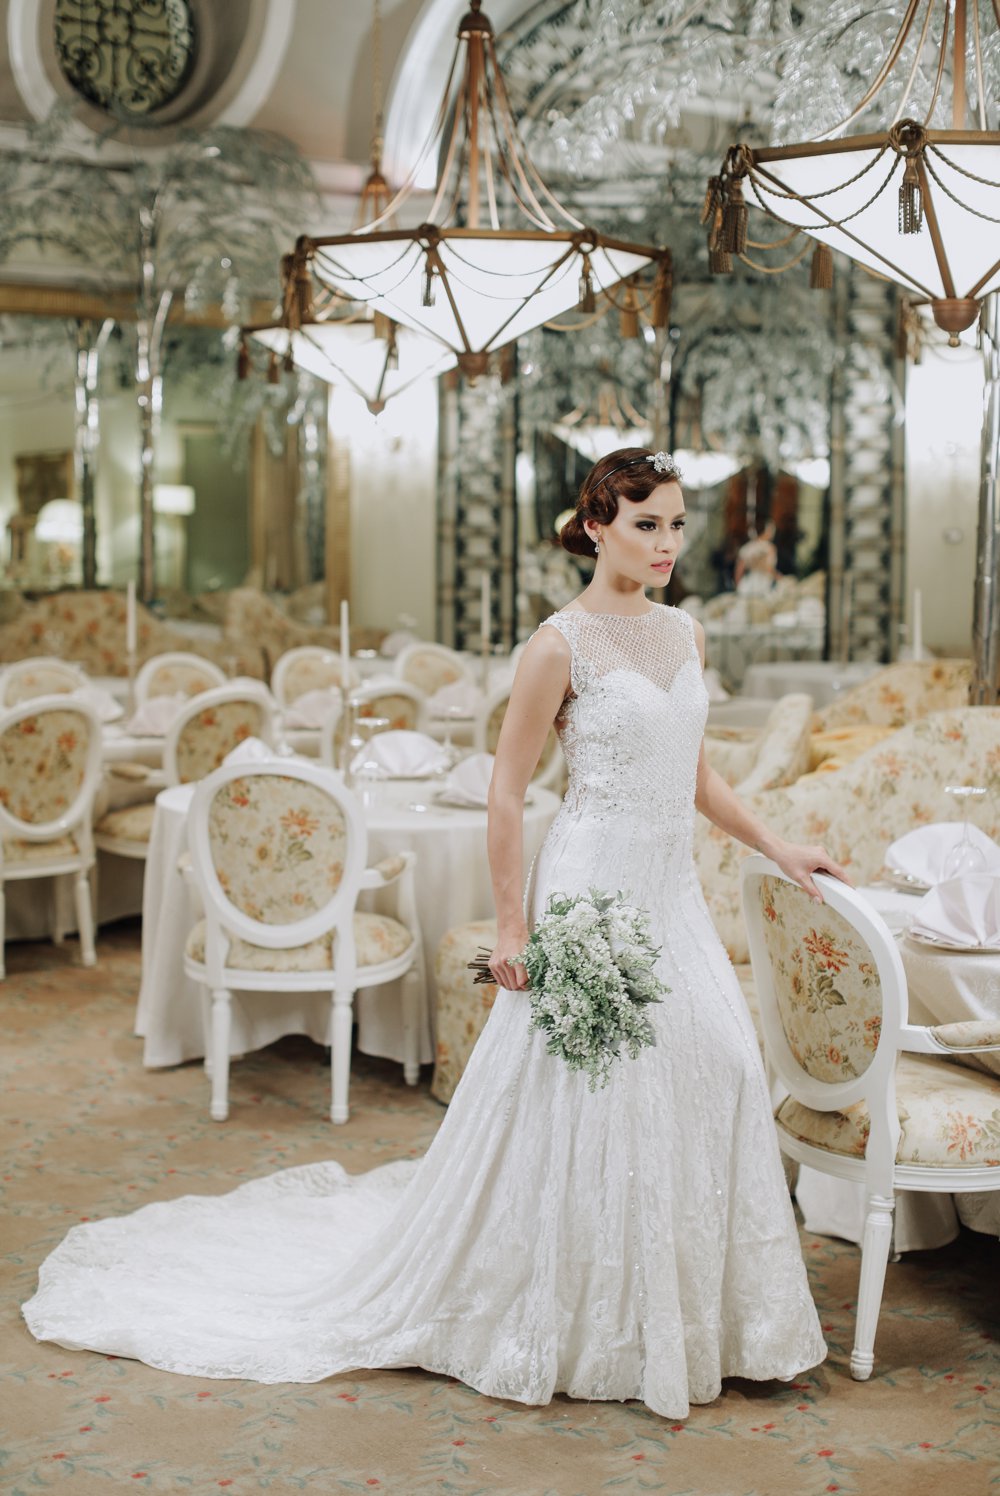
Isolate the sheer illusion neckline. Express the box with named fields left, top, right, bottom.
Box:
left=559, top=604, right=664, bottom=620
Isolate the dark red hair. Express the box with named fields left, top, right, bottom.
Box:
left=559, top=448, right=682, bottom=557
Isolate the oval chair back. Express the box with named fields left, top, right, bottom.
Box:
left=162, top=682, right=277, bottom=786
left=393, top=642, right=473, bottom=697
left=272, top=646, right=359, bottom=707
left=134, top=652, right=226, bottom=704
left=0, top=658, right=88, bottom=706
left=475, top=682, right=563, bottom=791
left=319, top=682, right=427, bottom=768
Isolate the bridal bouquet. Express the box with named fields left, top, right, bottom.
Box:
left=517, top=889, right=667, bottom=1091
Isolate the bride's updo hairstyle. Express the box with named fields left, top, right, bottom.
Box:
left=559, top=447, right=684, bottom=557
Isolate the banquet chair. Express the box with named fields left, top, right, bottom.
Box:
left=473, top=681, right=564, bottom=792
left=182, top=759, right=424, bottom=1122
left=318, top=680, right=427, bottom=769
left=0, top=658, right=88, bottom=706
left=271, top=646, right=359, bottom=707
left=741, top=855, right=1000, bottom=1381
left=393, top=641, right=474, bottom=697
left=134, top=652, right=226, bottom=704
left=0, top=695, right=102, bottom=977
left=94, top=682, right=277, bottom=862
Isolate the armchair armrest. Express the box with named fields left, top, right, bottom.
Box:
left=901, top=1021, right=1000, bottom=1054
left=359, top=851, right=413, bottom=889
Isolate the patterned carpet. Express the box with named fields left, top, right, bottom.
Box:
left=2, top=922, right=999, bottom=1496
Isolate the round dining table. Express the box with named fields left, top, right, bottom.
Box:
left=794, top=884, right=1000, bottom=1248
left=133, top=771, right=560, bottom=1072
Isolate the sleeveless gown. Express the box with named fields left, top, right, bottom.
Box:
left=23, top=605, right=825, bottom=1418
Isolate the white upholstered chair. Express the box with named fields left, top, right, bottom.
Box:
left=473, top=680, right=564, bottom=792
left=0, top=695, right=102, bottom=976
left=742, top=855, right=1000, bottom=1381
left=271, top=646, right=359, bottom=706
left=317, top=679, right=428, bottom=770
left=0, top=658, right=88, bottom=706
left=182, top=759, right=423, bottom=1123
left=393, top=641, right=474, bottom=697
left=134, top=652, right=226, bottom=704
left=94, top=682, right=277, bottom=861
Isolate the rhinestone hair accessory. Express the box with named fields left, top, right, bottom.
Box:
left=599, top=451, right=683, bottom=488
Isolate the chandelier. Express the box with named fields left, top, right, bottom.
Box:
left=288, top=0, right=672, bottom=380
left=705, top=0, right=1000, bottom=343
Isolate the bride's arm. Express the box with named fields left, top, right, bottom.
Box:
left=690, top=620, right=851, bottom=902
left=487, top=627, right=571, bottom=990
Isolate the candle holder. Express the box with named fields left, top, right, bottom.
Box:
left=125, top=649, right=138, bottom=715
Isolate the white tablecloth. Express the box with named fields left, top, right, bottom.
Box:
left=134, top=776, right=559, bottom=1071
left=741, top=659, right=879, bottom=706
left=703, top=620, right=824, bottom=693
left=795, top=885, right=1000, bottom=1249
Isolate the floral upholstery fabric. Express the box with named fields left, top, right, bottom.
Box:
left=704, top=695, right=813, bottom=795
left=173, top=702, right=267, bottom=784
left=0, top=707, right=92, bottom=825
left=776, top=1052, right=1000, bottom=1168
left=398, top=650, right=465, bottom=697
left=2, top=832, right=80, bottom=864
left=281, top=655, right=348, bottom=703
left=94, top=802, right=156, bottom=845
left=807, top=725, right=898, bottom=774
left=4, top=665, right=80, bottom=704
left=370, top=853, right=406, bottom=882
left=695, top=707, right=1000, bottom=964
left=431, top=919, right=500, bottom=1104
left=207, top=774, right=348, bottom=924
left=484, top=695, right=560, bottom=783
left=144, top=662, right=221, bottom=699
left=0, top=590, right=264, bottom=678
left=930, top=1021, right=1000, bottom=1050
left=223, top=588, right=383, bottom=669
left=813, top=660, right=971, bottom=732
left=185, top=911, right=413, bottom=972
left=355, top=692, right=420, bottom=732
left=757, top=875, right=883, bottom=1082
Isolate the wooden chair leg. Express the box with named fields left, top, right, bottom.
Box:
left=0, top=884, right=6, bottom=980
left=330, top=987, right=354, bottom=1124
left=74, top=870, right=97, bottom=967
left=209, top=988, right=232, bottom=1122
left=401, top=962, right=421, bottom=1086
left=51, top=875, right=66, bottom=945
left=851, top=1189, right=896, bottom=1380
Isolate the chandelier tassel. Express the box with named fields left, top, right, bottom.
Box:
left=708, top=205, right=733, bottom=275
left=809, top=241, right=834, bottom=290
left=422, top=255, right=436, bottom=307
left=721, top=177, right=748, bottom=255
left=373, top=310, right=394, bottom=341
left=283, top=341, right=295, bottom=374
left=650, top=265, right=671, bottom=328
left=294, top=257, right=313, bottom=325
left=620, top=280, right=639, bottom=338
left=267, top=350, right=280, bottom=385
left=577, top=255, right=596, bottom=313
left=236, top=338, right=250, bottom=381
left=898, top=155, right=923, bottom=234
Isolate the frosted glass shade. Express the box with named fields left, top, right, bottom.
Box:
left=749, top=136, right=1000, bottom=308
left=153, top=484, right=195, bottom=515
left=251, top=321, right=456, bottom=411
left=552, top=422, right=652, bottom=462
left=312, top=231, right=657, bottom=365
left=35, top=499, right=83, bottom=542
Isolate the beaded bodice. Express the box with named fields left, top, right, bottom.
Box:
left=541, top=605, right=707, bottom=824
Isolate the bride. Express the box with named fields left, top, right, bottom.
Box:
left=24, top=448, right=843, bottom=1419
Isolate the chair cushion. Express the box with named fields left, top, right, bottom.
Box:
left=776, top=1053, right=1000, bottom=1168
left=432, top=918, right=500, bottom=1104
left=184, top=911, right=413, bottom=973
left=94, top=802, right=156, bottom=844
left=2, top=832, right=80, bottom=865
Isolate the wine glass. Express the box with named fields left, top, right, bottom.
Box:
left=942, top=785, right=989, bottom=878
left=349, top=712, right=390, bottom=807
left=438, top=704, right=472, bottom=769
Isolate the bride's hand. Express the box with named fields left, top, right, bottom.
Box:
left=770, top=840, right=853, bottom=903
left=489, top=927, right=530, bottom=991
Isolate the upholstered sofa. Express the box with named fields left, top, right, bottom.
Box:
left=0, top=591, right=265, bottom=678
left=813, top=659, right=971, bottom=732
left=704, top=693, right=814, bottom=796
left=222, top=588, right=386, bottom=672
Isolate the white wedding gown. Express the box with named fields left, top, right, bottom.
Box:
left=23, top=605, right=825, bottom=1418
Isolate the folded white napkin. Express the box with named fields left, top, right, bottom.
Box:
left=125, top=693, right=187, bottom=737
left=426, top=680, right=483, bottom=718
left=73, top=684, right=123, bottom=723
left=886, top=822, right=1000, bottom=885
left=350, top=729, right=449, bottom=778
left=222, top=737, right=298, bottom=766
left=282, top=687, right=341, bottom=729
left=437, top=751, right=494, bottom=807
left=909, top=875, right=1000, bottom=949
left=379, top=629, right=418, bottom=659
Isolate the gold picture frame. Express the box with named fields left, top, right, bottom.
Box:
left=14, top=450, right=74, bottom=518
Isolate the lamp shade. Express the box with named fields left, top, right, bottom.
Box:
left=250, top=320, right=456, bottom=412
left=35, top=498, right=83, bottom=543
left=153, top=484, right=196, bottom=515
left=552, top=421, right=652, bottom=462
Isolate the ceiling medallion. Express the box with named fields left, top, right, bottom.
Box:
left=54, top=0, right=196, bottom=118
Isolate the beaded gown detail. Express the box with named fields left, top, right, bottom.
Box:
left=23, top=604, right=825, bottom=1418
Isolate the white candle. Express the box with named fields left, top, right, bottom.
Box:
left=912, top=587, right=923, bottom=660
left=340, top=599, right=350, bottom=690
left=126, top=580, right=137, bottom=655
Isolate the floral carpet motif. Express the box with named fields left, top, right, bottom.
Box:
left=2, top=924, right=998, bottom=1495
